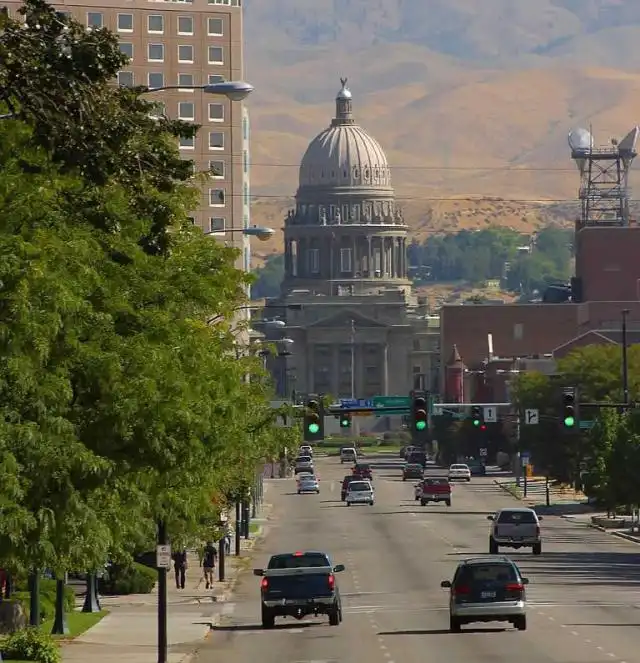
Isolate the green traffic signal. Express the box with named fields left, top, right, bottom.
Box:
left=564, top=416, right=575, bottom=428
left=308, top=422, right=320, bottom=434
left=473, top=419, right=480, bottom=426
left=415, top=420, right=426, bottom=431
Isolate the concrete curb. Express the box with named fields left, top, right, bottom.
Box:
left=583, top=520, right=640, bottom=545
left=493, top=479, right=523, bottom=500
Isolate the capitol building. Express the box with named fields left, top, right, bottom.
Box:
left=262, top=79, right=439, bottom=420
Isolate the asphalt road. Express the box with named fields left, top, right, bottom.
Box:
left=194, top=456, right=640, bottom=663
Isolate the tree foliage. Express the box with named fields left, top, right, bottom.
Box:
left=251, top=254, right=284, bottom=300
left=407, top=225, right=572, bottom=293
left=0, top=0, right=286, bottom=575
left=511, top=344, right=640, bottom=504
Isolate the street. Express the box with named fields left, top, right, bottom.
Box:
left=194, top=456, right=640, bottom=663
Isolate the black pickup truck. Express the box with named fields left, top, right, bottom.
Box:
left=253, top=552, right=345, bottom=628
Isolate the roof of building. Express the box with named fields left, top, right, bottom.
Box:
left=298, top=78, right=392, bottom=192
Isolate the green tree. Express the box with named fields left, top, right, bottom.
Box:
left=251, top=254, right=284, bottom=299
left=0, top=0, right=277, bottom=577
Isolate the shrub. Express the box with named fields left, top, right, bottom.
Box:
left=99, top=562, right=156, bottom=595
left=2, top=627, right=61, bottom=663
left=12, top=581, right=75, bottom=624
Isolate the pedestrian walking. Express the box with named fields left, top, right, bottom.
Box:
left=201, top=540, right=217, bottom=589
left=172, top=548, right=188, bottom=590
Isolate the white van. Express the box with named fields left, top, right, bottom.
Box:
left=340, top=447, right=357, bottom=464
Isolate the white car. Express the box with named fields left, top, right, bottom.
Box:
left=448, top=464, right=471, bottom=482
left=294, top=456, right=314, bottom=473
left=346, top=480, right=374, bottom=506
left=299, top=445, right=313, bottom=457
left=298, top=475, right=320, bottom=494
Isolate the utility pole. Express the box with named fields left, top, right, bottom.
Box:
left=350, top=319, right=359, bottom=437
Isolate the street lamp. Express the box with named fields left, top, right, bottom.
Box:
left=204, top=226, right=274, bottom=242
left=622, top=308, right=630, bottom=406
left=140, top=81, right=254, bottom=101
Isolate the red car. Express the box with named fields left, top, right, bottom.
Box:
left=352, top=463, right=372, bottom=480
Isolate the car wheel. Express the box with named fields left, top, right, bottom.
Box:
left=328, top=606, right=340, bottom=626
left=532, top=542, right=542, bottom=555
left=489, top=537, right=499, bottom=554
left=346, top=502, right=351, bottom=507
left=446, top=500, right=451, bottom=507
left=297, top=490, right=301, bottom=494
left=420, top=500, right=427, bottom=506
left=414, top=496, right=419, bottom=501
left=402, top=477, right=406, bottom=481
left=261, top=606, right=275, bottom=629
left=466, top=478, right=471, bottom=482
left=449, top=615, right=462, bottom=632
left=514, top=615, right=527, bottom=631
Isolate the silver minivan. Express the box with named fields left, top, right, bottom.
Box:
left=488, top=508, right=542, bottom=555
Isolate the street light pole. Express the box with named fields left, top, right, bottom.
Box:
left=622, top=308, right=630, bottom=406
left=157, top=519, right=168, bottom=663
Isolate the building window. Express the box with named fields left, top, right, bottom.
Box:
left=513, top=323, right=524, bottom=340
left=147, top=14, right=164, bottom=33
left=117, top=71, right=134, bottom=87
left=178, top=16, right=193, bottom=35
left=209, top=217, right=225, bottom=233
left=208, top=74, right=225, bottom=85
left=178, top=102, right=195, bottom=120
left=119, top=42, right=133, bottom=59
left=243, top=150, right=248, bottom=173
left=209, top=160, right=225, bottom=178
left=243, top=116, right=249, bottom=140
left=87, top=12, right=103, bottom=28
left=208, top=132, right=224, bottom=150
left=178, top=45, right=194, bottom=63
left=208, top=103, right=224, bottom=122
left=209, top=188, right=225, bottom=206
left=179, top=136, right=195, bottom=150
left=243, top=182, right=249, bottom=205
left=208, top=17, right=223, bottom=35
left=208, top=46, right=223, bottom=64
left=413, top=339, right=421, bottom=351
left=340, top=248, right=352, bottom=273
left=152, top=101, right=166, bottom=117
left=148, top=72, right=164, bottom=88
left=187, top=216, right=195, bottom=225
left=308, top=248, right=320, bottom=273
left=177, top=73, right=193, bottom=90
left=117, top=13, right=133, bottom=32
left=147, top=43, right=164, bottom=62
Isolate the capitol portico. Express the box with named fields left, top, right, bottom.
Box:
left=262, top=79, right=439, bottom=424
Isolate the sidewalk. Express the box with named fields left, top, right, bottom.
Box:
left=493, top=475, right=593, bottom=515
left=564, top=511, right=640, bottom=545
left=61, top=503, right=272, bottom=662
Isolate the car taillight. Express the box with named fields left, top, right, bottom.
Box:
left=453, top=585, right=470, bottom=595
left=328, top=574, right=335, bottom=590
left=505, top=582, right=524, bottom=592
left=260, top=578, right=268, bottom=590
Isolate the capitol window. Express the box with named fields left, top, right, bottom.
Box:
left=340, top=248, right=352, bottom=273
left=353, top=166, right=360, bottom=179
left=363, top=167, right=370, bottom=181
left=308, top=249, right=320, bottom=274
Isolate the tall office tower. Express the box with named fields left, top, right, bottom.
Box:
left=3, top=0, right=247, bottom=259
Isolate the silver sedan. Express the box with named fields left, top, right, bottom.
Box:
left=298, top=476, right=320, bottom=494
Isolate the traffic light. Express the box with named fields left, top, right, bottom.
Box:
left=561, top=387, right=577, bottom=428
left=411, top=391, right=429, bottom=433
left=303, top=396, right=324, bottom=442
left=471, top=405, right=484, bottom=428
left=339, top=413, right=352, bottom=428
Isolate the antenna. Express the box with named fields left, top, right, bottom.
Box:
left=569, top=126, right=638, bottom=227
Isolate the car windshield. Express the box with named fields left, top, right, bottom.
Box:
left=497, top=510, right=537, bottom=524
left=349, top=482, right=371, bottom=491
left=341, top=449, right=356, bottom=455
left=301, top=477, right=317, bottom=483
left=451, top=465, right=468, bottom=470
left=425, top=478, right=448, bottom=485
left=407, top=464, right=422, bottom=470
left=355, top=464, right=370, bottom=470
left=458, top=563, right=518, bottom=584
left=267, top=553, right=330, bottom=569
left=296, top=456, right=311, bottom=463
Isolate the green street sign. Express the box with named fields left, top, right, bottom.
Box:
left=373, top=396, right=411, bottom=408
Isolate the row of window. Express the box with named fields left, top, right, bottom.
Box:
left=190, top=217, right=227, bottom=234
left=117, top=43, right=224, bottom=65
left=89, top=13, right=225, bottom=37
left=149, top=100, right=225, bottom=122
left=119, top=42, right=224, bottom=66
left=204, top=185, right=251, bottom=206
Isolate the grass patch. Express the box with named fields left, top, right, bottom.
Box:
left=40, top=610, right=108, bottom=639
left=249, top=522, right=261, bottom=534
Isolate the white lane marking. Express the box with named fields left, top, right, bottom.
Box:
left=606, top=655, right=615, bottom=659
left=570, top=630, right=578, bottom=636
left=597, top=646, right=604, bottom=651
left=559, top=623, right=566, bottom=628
left=585, top=639, right=591, bottom=643
left=330, top=482, right=335, bottom=493
left=383, top=653, right=391, bottom=659
left=548, top=616, right=555, bottom=621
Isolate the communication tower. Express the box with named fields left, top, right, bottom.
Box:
left=568, top=126, right=639, bottom=227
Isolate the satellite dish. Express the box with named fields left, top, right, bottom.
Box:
left=618, top=126, right=639, bottom=154
left=568, top=128, right=593, bottom=152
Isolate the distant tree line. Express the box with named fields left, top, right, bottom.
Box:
left=250, top=225, right=573, bottom=299
left=407, top=225, right=573, bottom=295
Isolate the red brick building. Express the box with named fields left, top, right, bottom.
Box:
left=439, top=221, right=640, bottom=397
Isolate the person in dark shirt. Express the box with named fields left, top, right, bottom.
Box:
left=172, top=549, right=188, bottom=590
left=201, top=541, right=217, bottom=589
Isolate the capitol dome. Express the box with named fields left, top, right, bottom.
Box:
left=298, top=78, right=392, bottom=191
